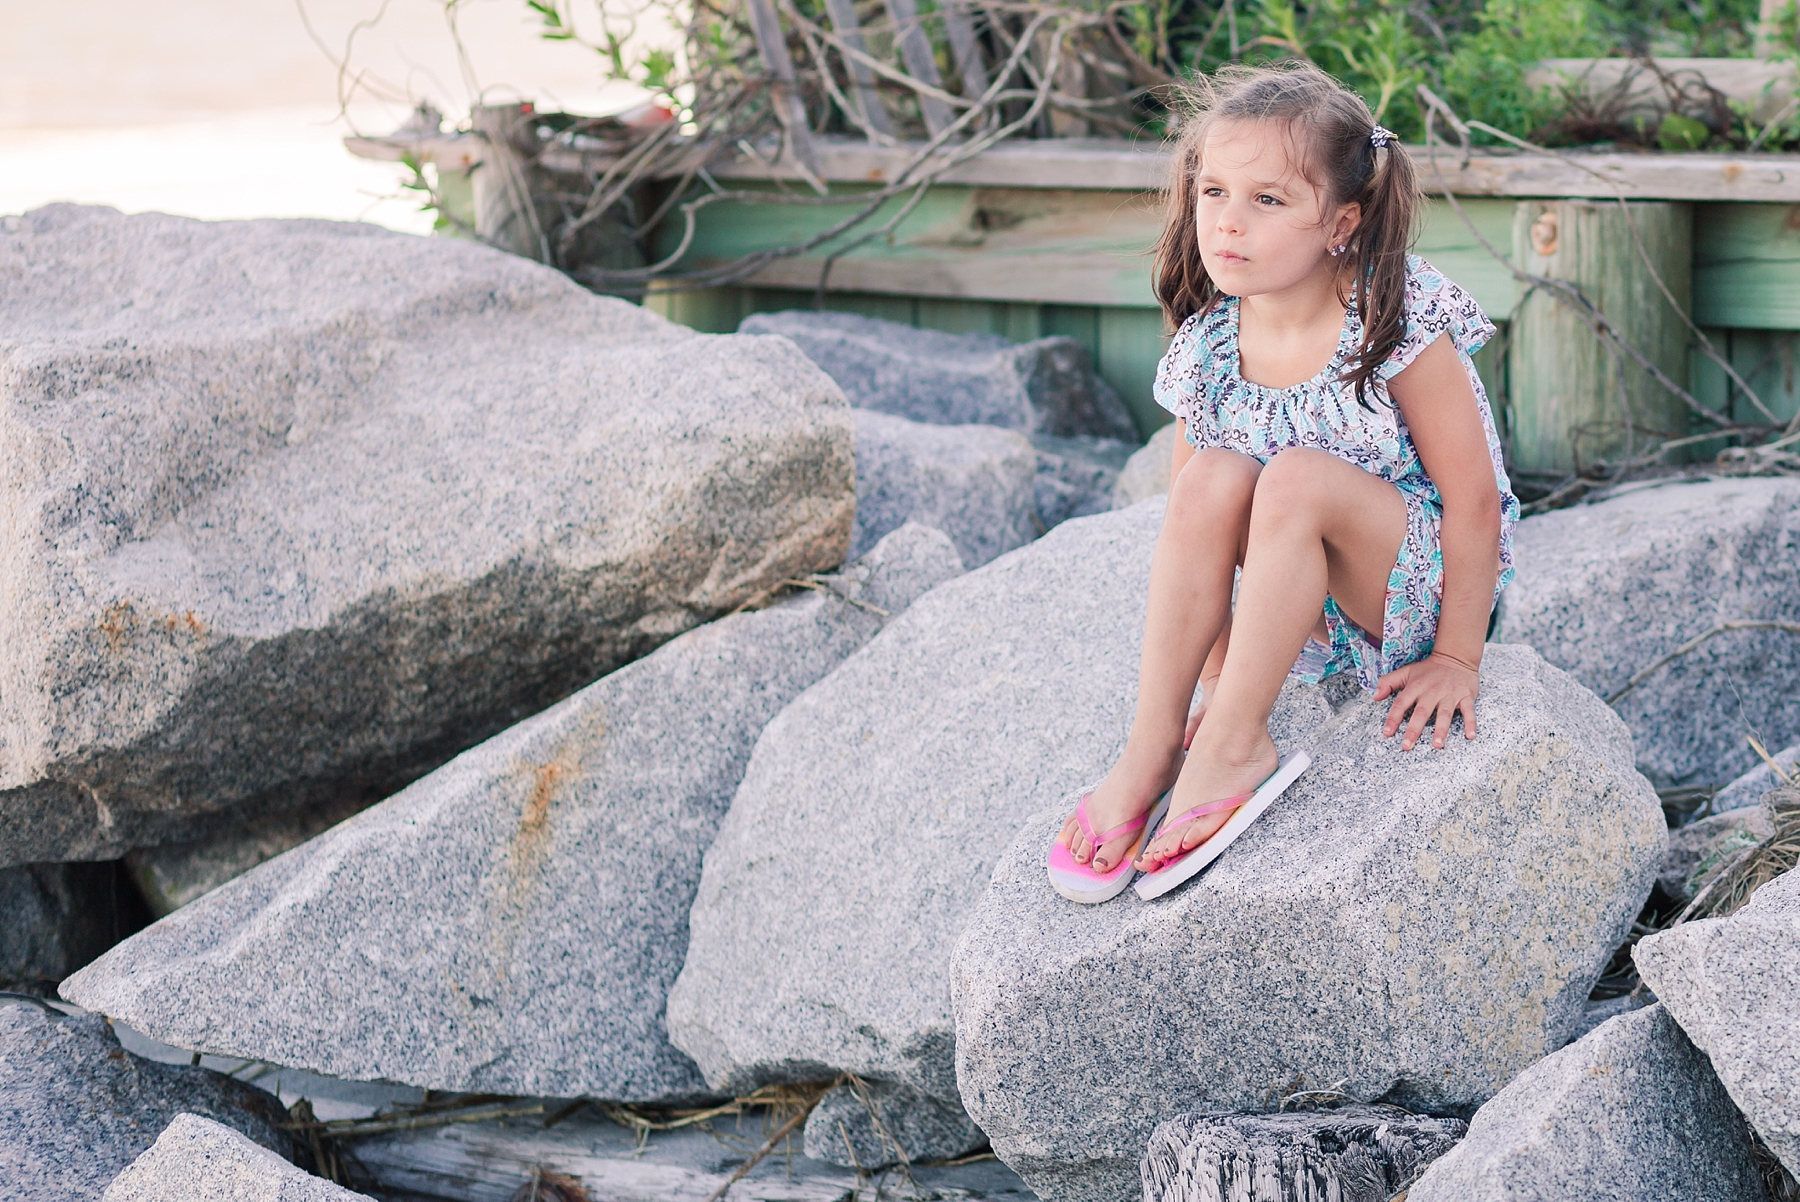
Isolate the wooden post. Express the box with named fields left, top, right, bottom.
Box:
left=470, top=103, right=547, bottom=261
left=1506, top=200, right=1693, bottom=472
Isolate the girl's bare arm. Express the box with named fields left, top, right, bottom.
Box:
left=1381, top=333, right=1504, bottom=742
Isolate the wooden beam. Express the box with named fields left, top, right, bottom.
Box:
left=347, top=131, right=1800, bottom=203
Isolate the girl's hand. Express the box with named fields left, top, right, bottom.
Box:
left=1373, top=652, right=1480, bottom=750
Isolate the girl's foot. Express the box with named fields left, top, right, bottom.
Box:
left=1057, top=741, right=1186, bottom=874
left=1136, top=731, right=1279, bottom=871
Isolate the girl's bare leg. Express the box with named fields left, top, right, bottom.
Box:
left=1137, top=447, right=1408, bottom=869
left=1059, top=448, right=1262, bottom=872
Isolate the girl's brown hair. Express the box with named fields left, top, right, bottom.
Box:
left=1153, top=62, right=1420, bottom=407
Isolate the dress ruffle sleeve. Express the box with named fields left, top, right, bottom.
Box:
left=1375, top=255, right=1497, bottom=382
left=1153, top=312, right=1207, bottom=431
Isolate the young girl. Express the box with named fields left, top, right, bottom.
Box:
left=1049, top=62, right=1517, bottom=903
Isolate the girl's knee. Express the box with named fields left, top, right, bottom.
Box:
left=1252, top=448, right=1333, bottom=507
left=1168, top=448, right=1260, bottom=521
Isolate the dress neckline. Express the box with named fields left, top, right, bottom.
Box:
left=1223, top=295, right=1359, bottom=395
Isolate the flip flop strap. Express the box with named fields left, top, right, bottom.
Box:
left=1162, top=793, right=1253, bottom=831
left=1075, top=794, right=1150, bottom=847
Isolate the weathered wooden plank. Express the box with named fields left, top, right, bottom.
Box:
left=1525, top=57, right=1797, bottom=124
left=350, top=130, right=1800, bottom=202
left=1693, top=202, right=1800, bottom=329
left=885, top=0, right=956, bottom=137
left=1691, top=327, right=1800, bottom=424
left=746, top=0, right=823, bottom=178
left=1416, top=196, right=1518, bottom=319
left=822, top=0, right=894, bottom=140
left=350, top=1120, right=855, bottom=1202
left=1508, top=200, right=1694, bottom=471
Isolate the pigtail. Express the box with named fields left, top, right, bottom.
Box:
left=1153, top=133, right=1217, bottom=333
left=1340, top=140, right=1421, bottom=409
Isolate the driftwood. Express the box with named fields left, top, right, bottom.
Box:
left=1141, top=1107, right=1468, bottom=1202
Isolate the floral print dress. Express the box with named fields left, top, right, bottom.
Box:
left=1153, top=255, right=1519, bottom=691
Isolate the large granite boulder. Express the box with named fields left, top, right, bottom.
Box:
left=666, top=501, right=1335, bottom=1147
left=1502, top=477, right=1800, bottom=788
left=802, top=1079, right=987, bottom=1169
left=1030, top=434, right=1134, bottom=531
left=1406, top=1005, right=1766, bottom=1202
left=103, top=1113, right=374, bottom=1202
left=1635, top=863, right=1800, bottom=1177
left=122, top=796, right=373, bottom=918
left=0, top=1004, right=293, bottom=1201
left=1714, top=737, right=1800, bottom=813
left=1140, top=1107, right=1467, bottom=1202
left=2, top=205, right=854, bottom=868
left=738, top=310, right=1137, bottom=440
left=852, top=409, right=1037, bottom=568
left=1113, top=421, right=1180, bottom=509
left=61, top=526, right=960, bottom=1102
left=952, top=644, right=1665, bottom=1202
left=1, top=861, right=141, bottom=990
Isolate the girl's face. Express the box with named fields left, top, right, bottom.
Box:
left=1193, top=119, right=1360, bottom=299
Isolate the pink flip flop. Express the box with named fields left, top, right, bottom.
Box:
left=1047, top=791, right=1171, bottom=904
left=1133, top=752, right=1311, bottom=900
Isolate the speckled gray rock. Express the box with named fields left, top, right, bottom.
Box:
left=739, top=310, right=1136, bottom=440
left=1634, top=863, right=1800, bottom=1178
left=953, top=644, right=1665, bottom=1202
left=1406, top=1005, right=1766, bottom=1202
left=1502, top=477, right=1800, bottom=788
left=0, top=1004, right=293, bottom=1202
left=103, top=1113, right=373, bottom=1201
left=852, top=409, right=1037, bottom=568
left=1140, top=1107, right=1467, bottom=1202
left=1657, top=805, right=1774, bottom=904
left=123, top=797, right=373, bottom=918
left=803, top=1079, right=987, bottom=1169
left=61, top=526, right=961, bottom=1102
left=1, top=204, right=853, bottom=868
left=1113, top=422, right=1180, bottom=509
left=1, top=861, right=137, bottom=989
left=667, top=500, right=1335, bottom=1118
left=1031, top=434, right=1133, bottom=531
left=1714, top=738, right=1800, bottom=813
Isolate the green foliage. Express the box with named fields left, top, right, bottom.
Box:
left=1657, top=110, right=1711, bottom=148
left=1593, top=0, right=1764, bottom=56
left=1437, top=0, right=1608, bottom=143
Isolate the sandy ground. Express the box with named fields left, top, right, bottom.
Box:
left=1, top=0, right=661, bottom=231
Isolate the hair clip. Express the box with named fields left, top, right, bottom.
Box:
left=1369, top=125, right=1395, bottom=149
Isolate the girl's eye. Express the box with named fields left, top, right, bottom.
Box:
left=1256, top=194, right=1283, bottom=206
left=1201, top=186, right=1225, bottom=198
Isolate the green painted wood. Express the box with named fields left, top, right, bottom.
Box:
left=1693, top=203, right=1800, bottom=330
left=1098, top=307, right=1173, bottom=434
left=1508, top=201, right=1693, bottom=472
left=1416, top=198, right=1518, bottom=320
left=1690, top=327, right=1800, bottom=426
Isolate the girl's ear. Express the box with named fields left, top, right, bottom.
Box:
left=1329, top=201, right=1362, bottom=251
